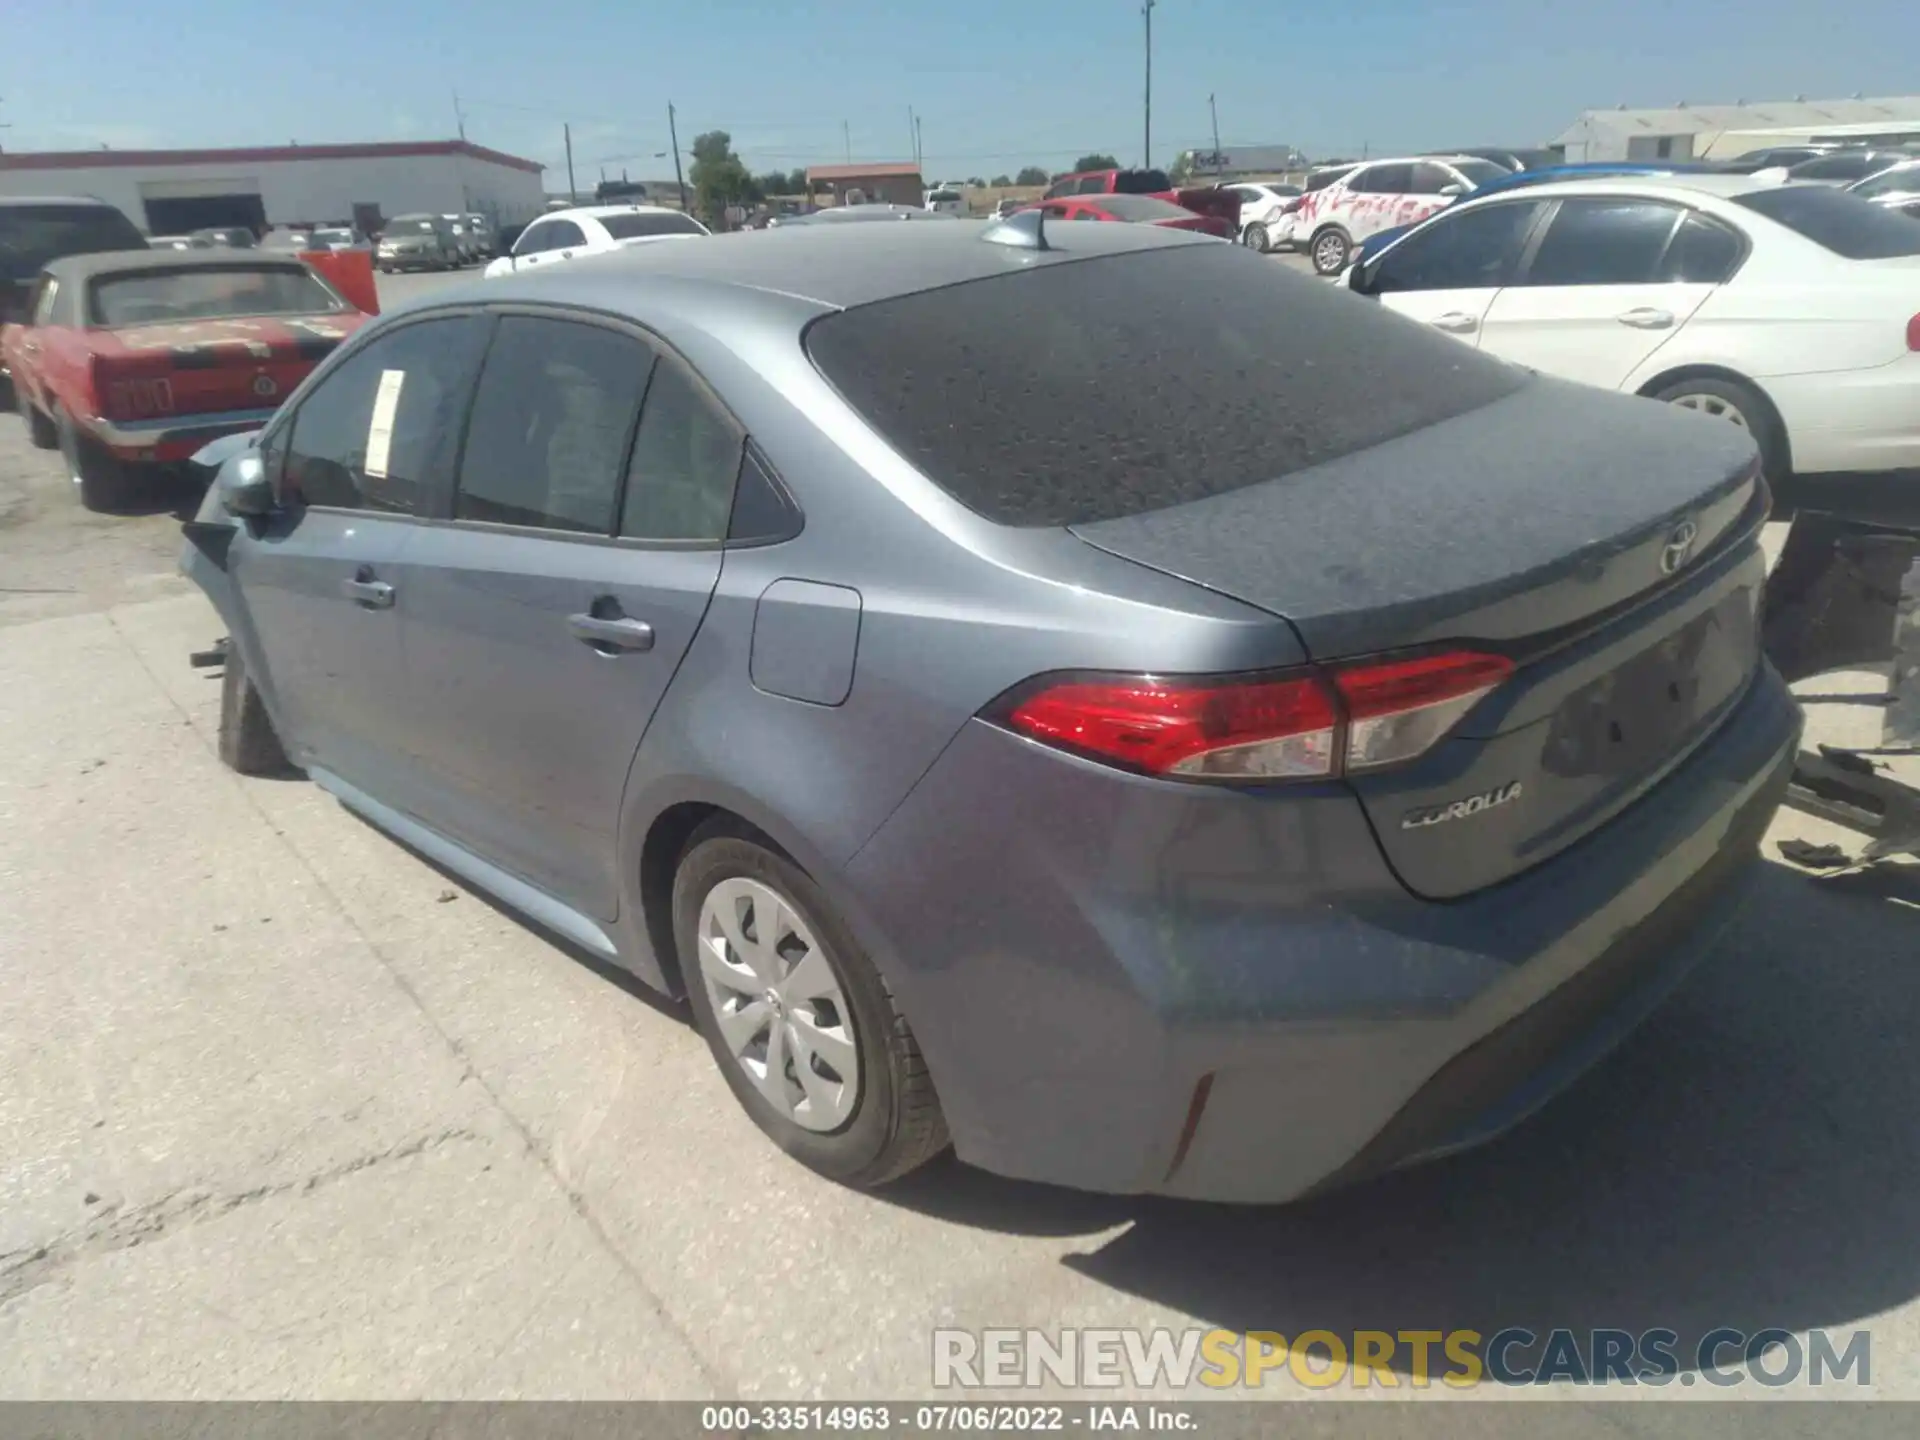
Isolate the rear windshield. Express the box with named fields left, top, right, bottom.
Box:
left=1452, top=159, right=1511, bottom=187
left=388, top=218, right=438, bottom=235
left=600, top=212, right=707, bottom=240
left=1113, top=169, right=1173, bottom=194
left=0, top=204, right=146, bottom=283
left=805, top=244, right=1528, bottom=527
left=1306, top=167, right=1355, bottom=191
left=90, top=266, right=346, bottom=326
left=1734, top=185, right=1920, bottom=259
left=1096, top=194, right=1193, bottom=221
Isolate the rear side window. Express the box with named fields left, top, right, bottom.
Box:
left=620, top=359, right=743, bottom=541
left=600, top=212, right=707, bottom=241
left=1522, top=199, right=1682, bottom=285
left=1113, top=169, right=1172, bottom=194
left=457, top=316, right=652, bottom=533
left=283, top=315, right=490, bottom=514
left=1075, top=175, right=1110, bottom=196
left=1734, top=185, right=1920, bottom=259
left=1351, top=164, right=1413, bottom=194
left=1661, top=213, right=1745, bottom=283
left=0, top=204, right=146, bottom=284
left=805, top=244, right=1528, bottom=528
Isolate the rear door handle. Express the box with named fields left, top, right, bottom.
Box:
left=341, top=577, right=395, bottom=609
left=1432, top=312, right=1479, bottom=333
left=1617, top=307, right=1675, bottom=329
left=568, top=614, right=655, bottom=652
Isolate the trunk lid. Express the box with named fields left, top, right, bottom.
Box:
left=92, top=315, right=360, bottom=421
left=1170, top=185, right=1243, bottom=229
left=1071, top=378, right=1769, bottom=896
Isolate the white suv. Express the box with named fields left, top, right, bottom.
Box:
left=482, top=204, right=710, bottom=279
left=1223, top=182, right=1302, bottom=252
left=1293, top=155, right=1507, bottom=275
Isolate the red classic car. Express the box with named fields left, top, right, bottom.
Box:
left=3, top=249, right=366, bottom=510
left=1018, top=192, right=1238, bottom=239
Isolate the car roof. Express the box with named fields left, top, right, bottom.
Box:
left=1459, top=172, right=1784, bottom=203
left=44, top=249, right=311, bottom=283
left=465, top=216, right=1212, bottom=311
left=540, top=204, right=687, bottom=222
left=0, top=195, right=124, bottom=209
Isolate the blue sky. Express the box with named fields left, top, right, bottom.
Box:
left=5, top=0, right=1915, bottom=182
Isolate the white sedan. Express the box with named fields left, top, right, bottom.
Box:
left=482, top=204, right=710, bottom=279
left=1222, top=182, right=1302, bottom=253
left=1348, top=173, right=1920, bottom=481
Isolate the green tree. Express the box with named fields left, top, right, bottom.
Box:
left=1166, top=151, right=1195, bottom=185
left=1071, top=153, right=1120, bottom=173
left=754, top=171, right=791, bottom=197
left=990, top=173, right=1012, bottom=187
left=786, top=168, right=809, bottom=195
left=1014, top=166, right=1049, bottom=186
left=689, top=131, right=758, bottom=220
left=967, top=175, right=986, bottom=187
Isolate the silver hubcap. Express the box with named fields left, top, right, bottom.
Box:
left=1314, top=234, right=1343, bottom=269
left=1244, top=226, right=1266, bottom=250
left=697, top=877, right=859, bottom=1132
left=1669, top=392, right=1750, bottom=431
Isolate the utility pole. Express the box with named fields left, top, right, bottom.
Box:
left=915, top=116, right=923, bottom=174
left=452, top=90, right=467, bottom=141
left=1209, top=93, right=1221, bottom=174
left=843, top=120, right=851, bottom=164
left=564, top=122, right=576, bottom=202
left=667, top=102, right=688, bottom=212
left=908, top=106, right=917, bottom=169
left=1142, top=0, right=1155, bottom=168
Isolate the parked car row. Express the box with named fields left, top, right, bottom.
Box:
left=174, top=216, right=1800, bottom=1203
left=374, top=213, right=498, bottom=273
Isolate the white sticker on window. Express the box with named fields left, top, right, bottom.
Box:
left=364, top=368, right=406, bottom=479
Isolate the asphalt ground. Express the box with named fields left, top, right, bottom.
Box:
left=2, top=261, right=1919, bottom=1412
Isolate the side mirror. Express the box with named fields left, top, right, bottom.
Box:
left=1347, top=259, right=1375, bottom=294
left=1438, top=183, right=1467, bottom=197
left=218, top=453, right=278, bottom=517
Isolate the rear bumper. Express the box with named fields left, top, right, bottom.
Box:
left=844, top=663, right=1800, bottom=1203
left=90, top=407, right=281, bottom=463
left=1763, top=356, right=1920, bottom=476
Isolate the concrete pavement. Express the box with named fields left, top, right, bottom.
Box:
left=3, top=269, right=1920, bottom=1407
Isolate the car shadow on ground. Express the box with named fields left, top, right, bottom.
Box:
left=878, top=860, right=1920, bottom=1379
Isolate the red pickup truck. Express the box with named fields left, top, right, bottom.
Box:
left=1041, top=167, right=1242, bottom=231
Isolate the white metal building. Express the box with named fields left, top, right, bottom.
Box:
left=0, top=140, right=549, bottom=237
left=1553, top=96, right=1920, bottom=163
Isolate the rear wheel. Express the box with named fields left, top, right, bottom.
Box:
left=1242, top=222, right=1271, bottom=254
left=57, top=408, right=138, bottom=512
left=218, top=642, right=292, bottom=776
left=16, top=386, right=57, bottom=449
left=1309, top=225, right=1351, bottom=275
left=675, top=821, right=948, bottom=1188
left=1652, top=376, right=1788, bottom=484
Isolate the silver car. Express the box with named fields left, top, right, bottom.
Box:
left=183, top=219, right=1798, bottom=1200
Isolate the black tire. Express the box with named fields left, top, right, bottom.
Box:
left=1651, top=375, right=1789, bottom=485
left=674, top=821, right=948, bottom=1187
left=218, top=641, right=292, bottom=776
left=1243, top=222, right=1271, bottom=254
left=1309, top=225, right=1351, bottom=276
left=16, top=384, right=58, bottom=449
left=56, top=408, right=139, bottom=512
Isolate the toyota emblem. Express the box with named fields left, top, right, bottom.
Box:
left=252, top=374, right=279, bottom=399
left=1659, top=519, right=1699, bottom=575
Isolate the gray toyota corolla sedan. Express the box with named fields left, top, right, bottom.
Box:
left=182, top=214, right=1801, bottom=1202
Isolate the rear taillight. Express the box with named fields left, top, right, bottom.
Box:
left=1907, top=312, right=1920, bottom=351
left=994, top=650, right=1513, bottom=782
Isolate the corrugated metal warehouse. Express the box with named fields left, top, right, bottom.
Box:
left=1554, top=95, right=1920, bottom=162
left=0, top=139, right=549, bottom=237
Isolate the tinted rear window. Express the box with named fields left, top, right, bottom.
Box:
left=805, top=244, right=1528, bottom=527
left=0, top=204, right=146, bottom=283
left=600, top=211, right=707, bottom=240
left=90, top=266, right=345, bottom=326
left=1096, top=194, right=1192, bottom=221
left=1734, top=185, right=1920, bottom=259
left=1113, top=169, right=1172, bottom=194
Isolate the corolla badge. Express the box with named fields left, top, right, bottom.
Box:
left=1660, top=519, right=1700, bottom=575
left=1402, top=781, right=1523, bottom=830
